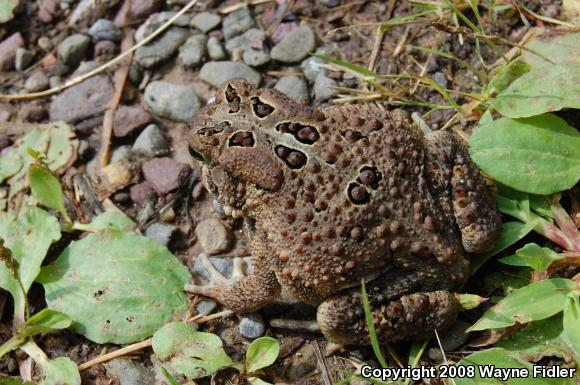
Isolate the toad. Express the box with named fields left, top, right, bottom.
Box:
left=185, top=79, right=501, bottom=344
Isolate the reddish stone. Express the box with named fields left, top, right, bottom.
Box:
left=113, top=104, right=152, bottom=137
left=114, top=0, right=163, bottom=26
left=0, top=33, right=24, bottom=70
left=142, top=157, right=191, bottom=195
left=130, top=181, right=157, bottom=206
left=0, top=103, right=15, bottom=122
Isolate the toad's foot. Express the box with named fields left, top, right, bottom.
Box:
left=184, top=253, right=246, bottom=302
left=184, top=253, right=281, bottom=313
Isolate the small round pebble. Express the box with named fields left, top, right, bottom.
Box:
left=143, top=81, right=200, bottom=122
left=24, top=72, right=50, bottom=92
left=57, top=33, right=91, bottom=67
left=274, top=76, right=309, bottom=102
left=207, top=36, right=226, bottom=60
left=132, top=124, right=169, bottom=158
left=239, top=313, right=266, bottom=339
left=89, top=19, right=122, bottom=42
left=314, top=73, right=337, bottom=101
left=144, top=222, right=177, bottom=247
left=191, top=12, right=221, bottom=33
left=271, top=25, right=315, bottom=63
left=195, top=217, right=231, bottom=255
left=196, top=300, right=218, bottom=315
left=199, top=61, right=261, bottom=87
left=179, top=35, right=208, bottom=68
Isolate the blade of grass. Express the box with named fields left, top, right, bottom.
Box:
left=361, top=279, right=388, bottom=368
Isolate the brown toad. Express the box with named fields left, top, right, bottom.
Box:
left=185, top=79, right=501, bottom=344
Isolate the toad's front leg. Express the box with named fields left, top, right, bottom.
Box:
left=185, top=253, right=281, bottom=313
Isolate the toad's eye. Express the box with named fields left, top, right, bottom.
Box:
left=188, top=145, right=206, bottom=162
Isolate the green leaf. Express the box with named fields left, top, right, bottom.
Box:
left=37, top=230, right=191, bottom=344
left=562, top=292, right=580, bottom=356
left=0, top=150, right=23, bottom=184
left=245, top=337, right=279, bottom=373
left=456, top=347, right=574, bottom=385
left=248, top=377, right=273, bottom=385
left=0, top=0, right=18, bottom=23
left=528, top=194, right=554, bottom=219
left=73, top=212, right=136, bottom=232
left=28, top=164, right=68, bottom=221
left=470, top=221, right=535, bottom=274
left=492, top=62, right=580, bottom=118
left=484, top=61, right=529, bottom=95
left=468, top=278, right=576, bottom=331
left=499, top=243, right=564, bottom=272
left=0, top=207, right=61, bottom=294
left=523, top=29, right=580, bottom=69
left=152, top=322, right=237, bottom=379
left=21, top=309, right=72, bottom=338
left=40, top=357, right=81, bottom=385
left=497, top=315, right=579, bottom=367
left=469, top=114, right=580, bottom=195
left=0, top=375, right=34, bottom=385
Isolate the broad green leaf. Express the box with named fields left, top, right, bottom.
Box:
left=0, top=0, right=18, bottom=23
left=22, top=309, right=72, bottom=337
left=492, top=62, right=580, bottom=117
left=152, top=322, right=237, bottom=379
left=41, top=357, right=81, bottom=385
left=484, top=61, right=529, bottom=95
left=470, top=221, right=535, bottom=274
left=0, top=150, right=23, bottom=184
left=500, top=243, right=563, bottom=272
left=529, top=194, right=554, bottom=219
left=468, top=278, right=576, bottom=331
left=73, top=212, right=136, bottom=232
left=37, top=230, right=191, bottom=344
left=478, top=109, right=493, bottom=126
left=245, top=337, right=279, bottom=373
left=523, top=29, right=580, bottom=69
left=483, top=270, right=530, bottom=298
left=456, top=347, right=574, bottom=385
left=563, top=292, right=580, bottom=355
left=497, top=315, right=579, bottom=366
left=0, top=207, right=61, bottom=294
left=28, top=164, right=68, bottom=221
left=469, top=114, right=580, bottom=194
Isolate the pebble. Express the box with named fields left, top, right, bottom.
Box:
left=319, top=0, right=340, bottom=6
left=313, top=73, right=337, bottom=101
left=104, top=358, right=155, bottom=385
left=225, top=28, right=265, bottom=53
left=134, top=12, right=189, bottom=42
left=15, top=48, right=34, bottom=71
left=113, top=0, right=163, bottom=26
left=57, top=34, right=91, bottom=68
left=239, top=313, right=266, bottom=339
left=222, top=6, right=255, bottom=41
left=196, top=300, right=218, bottom=315
left=193, top=255, right=232, bottom=279
left=243, top=49, right=270, bottom=66
left=110, top=145, right=133, bottom=163
left=191, top=12, right=221, bottom=33
left=89, top=19, right=122, bottom=42
left=199, top=61, right=261, bottom=88
left=113, top=104, right=152, bottom=138
left=195, top=218, right=231, bottom=255
left=130, top=182, right=156, bottom=206
left=0, top=33, right=24, bottom=70
left=275, top=76, right=309, bottom=102
left=135, top=27, right=189, bottom=69
left=94, top=40, right=118, bottom=57
left=143, top=81, right=200, bottom=122
left=38, top=37, right=53, bottom=52
left=0, top=104, right=14, bottom=123
left=132, top=124, right=170, bottom=158
left=18, top=103, right=47, bottom=122
left=142, top=157, right=191, bottom=195
left=301, top=56, right=327, bottom=81
left=271, top=25, right=315, bottom=63
left=49, top=70, right=113, bottom=126
left=432, top=71, right=448, bottom=89
left=144, top=223, right=177, bottom=247
left=179, top=35, right=207, bottom=68
left=207, top=36, right=226, bottom=60
left=24, top=72, right=50, bottom=93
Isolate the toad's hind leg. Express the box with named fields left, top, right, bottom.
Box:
left=317, top=286, right=459, bottom=345
left=185, top=253, right=281, bottom=313
left=424, top=130, right=502, bottom=253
